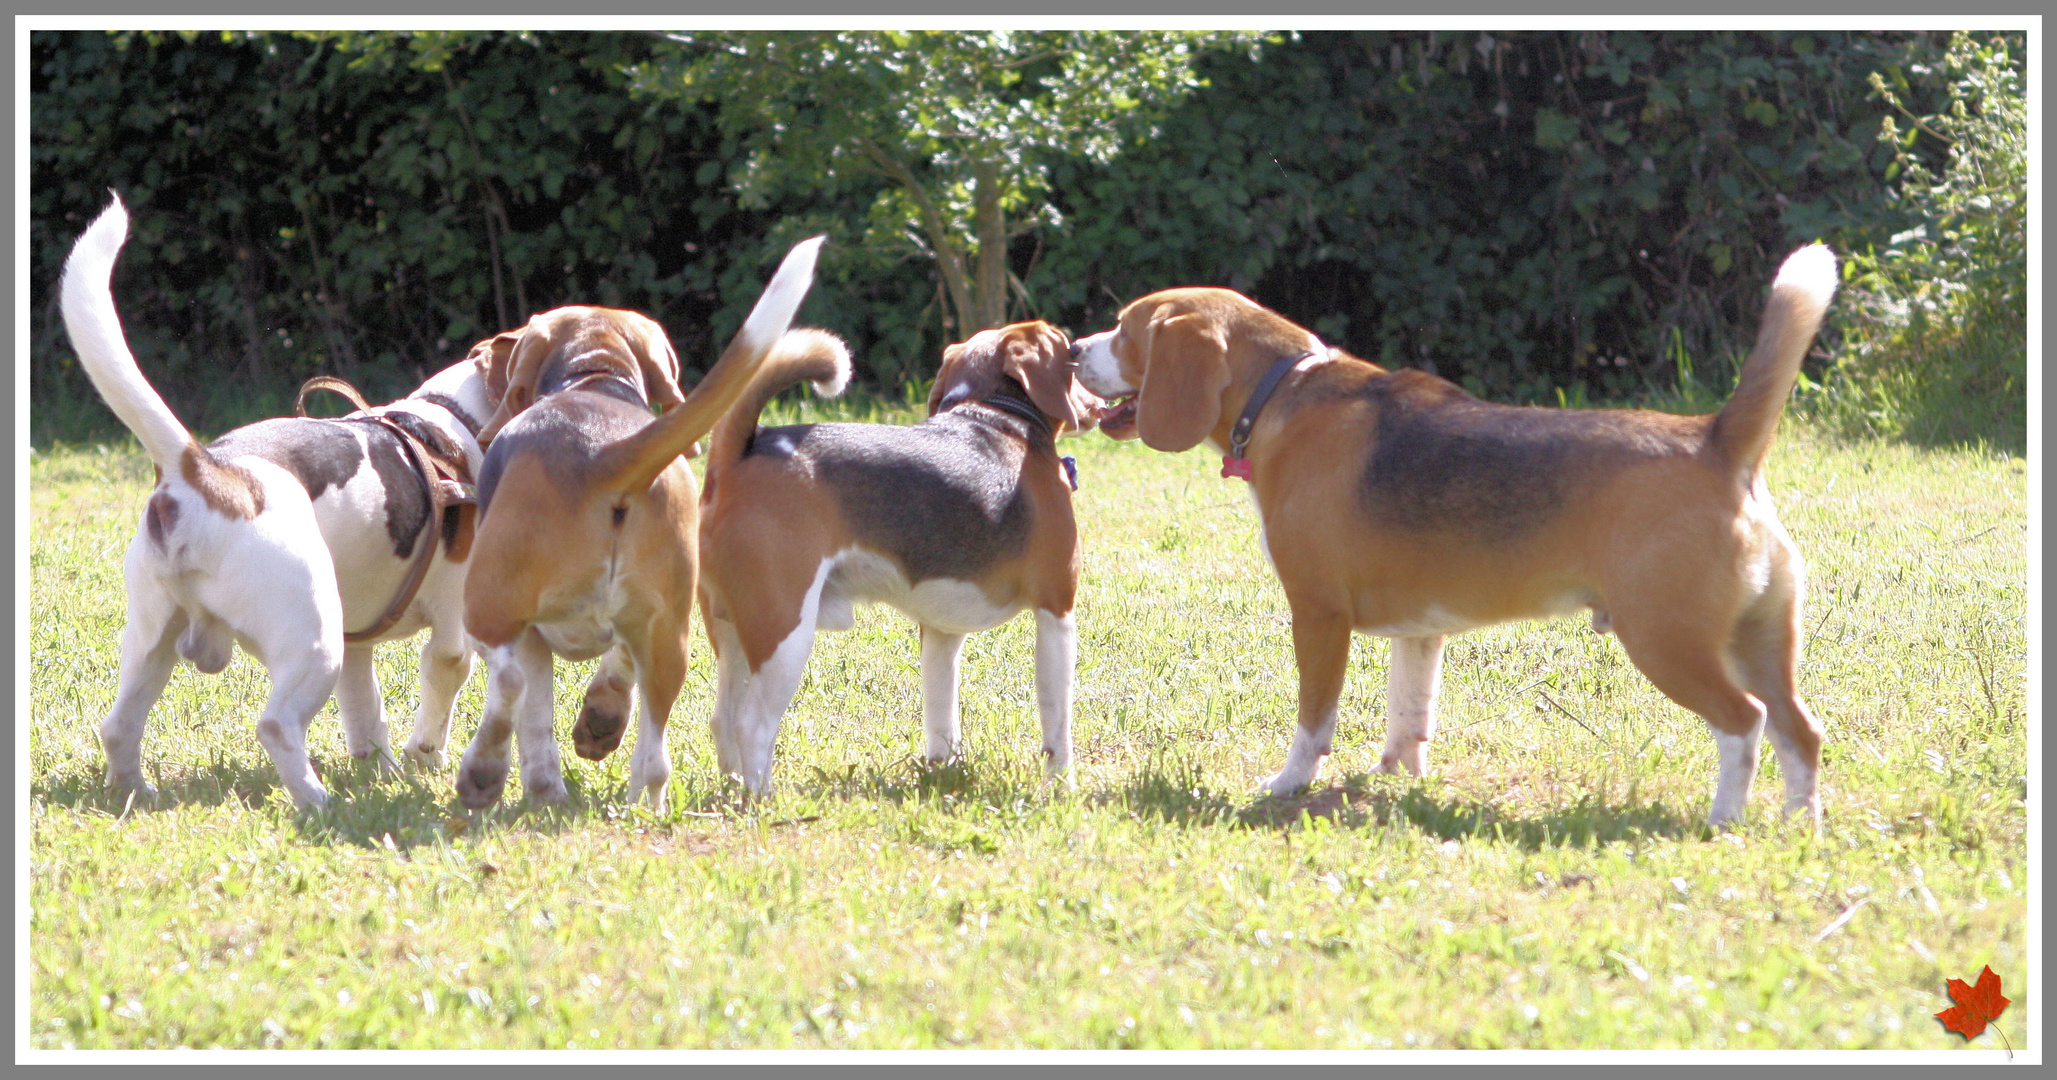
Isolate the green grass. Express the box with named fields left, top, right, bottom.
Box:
left=28, top=403, right=2028, bottom=1050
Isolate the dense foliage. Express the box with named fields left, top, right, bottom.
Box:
left=30, top=29, right=2017, bottom=444
left=627, top=31, right=1267, bottom=337
left=1812, top=32, right=2027, bottom=447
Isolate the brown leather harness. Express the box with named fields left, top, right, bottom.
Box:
left=295, top=376, right=479, bottom=643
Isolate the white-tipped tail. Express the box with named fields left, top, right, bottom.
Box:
left=59, top=194, right=193, bottom=471
left=705, top=327, right=852, bottom=477
left=1772, top=242, right=1839, bottom=305
left=1708, top=242, right=1839, bottom=476
left=782, top=328, right=851, bottom=398
left=594, top=234, right=828, bottom=495
left=730, top=235, right=827, bottom=364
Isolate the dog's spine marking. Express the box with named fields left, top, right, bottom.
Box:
left=59, top=196, right=192, bottom=473
left=599, top=236, right=827, bottom=494
left=706, top=328, right=852, bottom=479
left=1707, top=243, right=1838, bottom=478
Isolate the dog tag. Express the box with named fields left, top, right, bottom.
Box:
left=1060, top=455, right=1079, bottom=491
left=1221, top=456, right=1254, bottom=481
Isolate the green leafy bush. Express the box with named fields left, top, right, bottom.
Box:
left=31, top=30, right=2014, bottom=445
left=1806, top=31, right=2026, bottom=449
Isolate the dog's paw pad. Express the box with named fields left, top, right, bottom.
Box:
left=571, top=708, right=626, bottom=761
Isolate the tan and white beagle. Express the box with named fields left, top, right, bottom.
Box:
left=696, top=320, right=1101, bottom=793
left=1073, top=245, right=1838, bottom=827
left=454, top=238, right=824, bottom=811
left=59, top=195, right=507, bottom=810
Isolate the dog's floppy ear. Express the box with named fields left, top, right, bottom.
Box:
left=927, top=342, right=972, bottom=416
left=622, top=312, right=686, bottom=415
left=468, top=329, right=525, bottom=408
left=474, top=316, right=554, bottom=447
left=1135, top=310, right=1230, bottom=452
left=1002, top=322, right=1083, bottom=432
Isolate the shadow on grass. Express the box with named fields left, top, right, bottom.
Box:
left=1116, top=760, right=1703, bottom=849
left=36, top=745, right=1703, bottom=853
left=31, top=753, right=604, bottom=853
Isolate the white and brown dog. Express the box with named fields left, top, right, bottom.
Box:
left=58, top=194, right=507, bottom=809
left=697, top=320, right=1101, bottom=794
left=1073, top=245, right=1838, bottom=827
left=453, top=238, right=823, bottom=811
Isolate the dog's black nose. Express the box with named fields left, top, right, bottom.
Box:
left=1068, top=339, right=1082, bottom=359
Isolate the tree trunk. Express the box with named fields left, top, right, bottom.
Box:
left=969, top=158, right=1009, bottom=331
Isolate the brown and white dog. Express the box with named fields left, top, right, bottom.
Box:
left=59, top=194, right=505, bottom=809
left=697, top=320, right=1101, bottom=794
left=1073, top=245, right=1838, bottom=827
left=454, top=237, right=823, bottom=811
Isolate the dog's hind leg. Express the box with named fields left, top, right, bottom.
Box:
left=706, top=615, right=750, bottom=781
left=101, top=559, right=185, bottom=803
left=1377, top=635, right=1446, bottom=777
left=920, top=626, right=967, bottom=764
left=404, top=621, right=472, bottom=771
left=335, top=643, right=398, bottom=775
left=457, top=638, right=525, bottom=808
left=730, top=581, right=825, bottom=796
left=1033, top=609, right=1076, bottom=784
left=572, top=643, right=636, bottom=761
left=1261, top=606, right=1352, bottom=795
left=1612, top=611, right=1768, bottom=828
left=208, top=501, right=342, bottom=810
left=625, top=626, right=685, bottom=811
left=250, top=646, right=343, bottom=811
left=1730, top=545, right=1823, bottom=827
left=506, top=629, right=565, bottom=806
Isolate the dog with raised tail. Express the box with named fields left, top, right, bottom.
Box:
left=453, top=237, right=825, bottom=811
left=1073, top=244, right=1838, bottom=827
left=697, top=320, right=1101, bottom=794
left=58, top=193, right=506, bottom=810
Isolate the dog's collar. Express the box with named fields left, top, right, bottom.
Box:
left=972, top=390, right=1055, bottom=440
left=1221, top=351, right=1318, bottom=481
left=964, top=391, right=1077, bottom=490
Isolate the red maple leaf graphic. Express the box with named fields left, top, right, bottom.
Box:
left=1936, top=965, right=2011, bottom=1054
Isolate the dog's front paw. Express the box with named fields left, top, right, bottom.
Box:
left=522, top=772, right=569, bottom=808
left=455, top=759, right=508, bottom=809
left=404, top=741, right=448, bottom=771
left=108, top=775, right=158, bottom=809
left=1258, top=766, right=1318, bottom=797
left=571, top=704, right=628, bottom=761
left=355, top=746, right=403, bottom=779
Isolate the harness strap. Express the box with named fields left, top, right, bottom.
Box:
left=292, top=375, right=478, bottom=642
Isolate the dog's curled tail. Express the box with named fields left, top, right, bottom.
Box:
left=59, top=194, right=196, bottom=475
left=597, top=235, right=827, bottom=495
left=705, top=328, right=852, bottom=479
left=1706, top=243, right=1838, bottom=479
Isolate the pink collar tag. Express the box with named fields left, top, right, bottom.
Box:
left=1221, top=456, right=1254, bottom=481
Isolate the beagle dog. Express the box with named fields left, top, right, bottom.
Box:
left=454, top=237, right=823, bottom=811
left=58, top=194, right=504, bottom=809
left=1074, top=245, right=1838, bottom=827
left=697, top=320, right=1101, bottom=794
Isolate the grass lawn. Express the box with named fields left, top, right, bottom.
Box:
left=25, top=403, right=2030, bottom=1051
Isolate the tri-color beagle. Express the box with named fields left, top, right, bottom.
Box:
left=697, top=320, right=1101, bottom=794
left=1074, top=245, right=1838, bottom=827
left=58, top=194, right=504, bottom=809
left=454, top=237, right=823, bottom=811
